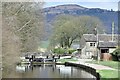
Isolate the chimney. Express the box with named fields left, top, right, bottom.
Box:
left=112, top=21, right=115, bottom=41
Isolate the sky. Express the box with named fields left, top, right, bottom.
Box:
left=40, top=0, right=120, bottom=11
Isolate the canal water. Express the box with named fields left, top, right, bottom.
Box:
left=8, top=64, right=96, bottom=78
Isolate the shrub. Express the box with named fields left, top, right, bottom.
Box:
left=52, top=47, right=66, bottom=54
left=52, top=48, right=76, bottom=54
left=111, top=47, right=120, bottom=61
left=68, top=49, right=76, bottom=54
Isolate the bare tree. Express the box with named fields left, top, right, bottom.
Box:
left=2, top=2, right=44, bottom=77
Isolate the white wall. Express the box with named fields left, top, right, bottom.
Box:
left=109, top=48, right=116, bottom=53
left=86, top=42, right=97, bottom=48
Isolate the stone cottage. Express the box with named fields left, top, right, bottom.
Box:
left=80, top=34, right=118, bottom=60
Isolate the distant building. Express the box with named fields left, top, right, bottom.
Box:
left=80, top=34, right=118, bottom=60
left=71, top=43, right=80, bottom=50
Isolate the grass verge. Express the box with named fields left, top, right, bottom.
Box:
left=97, top=70, right=119, bottom=80
left=87, top=60, right=119, bottom=79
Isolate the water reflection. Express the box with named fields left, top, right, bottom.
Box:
left=15, top=64, right=96, bottom=78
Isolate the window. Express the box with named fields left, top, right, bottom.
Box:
left=93, top=43, right=95, bottom=46
left=101, top=49, right=109, bottom=53
left=90, top=43, right=93, bottom=46
left=90, top=43, right=95, bottom=46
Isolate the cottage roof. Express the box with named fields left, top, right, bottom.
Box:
left=98, top=41, right=118, bottom=48
left=83, top=34, right=97, bottom=42
left=98, top=34, right=118, bottom=41
left=81, top=34, right=118, bottom=48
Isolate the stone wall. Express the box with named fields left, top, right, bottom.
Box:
left=65, top=62, right=100, bottom=80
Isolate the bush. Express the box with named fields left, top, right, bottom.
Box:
left=68, top=49, right=76, bottom=54
left=111, top=47, right=120, bottom=61
left=52, top=48, right=76, bottom=54
left=52, top=47, right=66, bottom=54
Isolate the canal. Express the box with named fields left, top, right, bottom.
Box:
left=5, top=64, right=96, bottom=78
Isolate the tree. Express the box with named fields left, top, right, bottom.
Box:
left=111, top=47, right=120, bottom=61
left=2, top=2, right=44, bottom=52
left=50, top=15, right=104, bottom=49
left=2, top=2, right=44, bottom=77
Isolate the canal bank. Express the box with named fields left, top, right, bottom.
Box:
left=64, top=61, right=118, bottom=80
left=65, top=62, right=100, bottom=80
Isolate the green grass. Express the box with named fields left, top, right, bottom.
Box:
left=96, top=70, right=119, bottom=79
left=87, top=61, right=120, bottom=79
left=86, top=61, right=119, bottom=69
left=57, top=58, right=78, bottom=63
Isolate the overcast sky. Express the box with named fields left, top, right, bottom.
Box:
left=42, top=0, right=120, bottom=11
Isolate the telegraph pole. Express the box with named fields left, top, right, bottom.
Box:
left=94, top=24, right=100, bottom=62
left=112, top=21, right=115, bottom=41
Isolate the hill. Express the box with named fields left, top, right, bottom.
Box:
left=42, top=4, right=118, bottom=40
